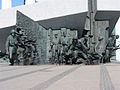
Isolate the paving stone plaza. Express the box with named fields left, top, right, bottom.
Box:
left=0, top=63, right=120, bottom=90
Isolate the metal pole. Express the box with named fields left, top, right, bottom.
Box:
left=35, top=0, right=38, bottom=3
left=24, top=0, right=26, bottom=5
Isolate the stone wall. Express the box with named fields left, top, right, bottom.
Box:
left=46, top=28, right=78, bottom=62
left=95, top=21, right=109, bottom=55
left=16, top=11, right=47, bottom=64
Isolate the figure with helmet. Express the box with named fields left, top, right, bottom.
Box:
left=6, top=29, right=18, bottom=65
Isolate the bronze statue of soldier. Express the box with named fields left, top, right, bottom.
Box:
left=6, top=29, right=18, bottom=65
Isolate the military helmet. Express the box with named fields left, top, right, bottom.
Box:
left=116, top=35, right=119, bottom=39
left=84, top=34, right=89, bottom=37
left=11, top=29, right=16, bottom=34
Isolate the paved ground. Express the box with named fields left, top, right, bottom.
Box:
left=0, top=63, right=120, bottom=90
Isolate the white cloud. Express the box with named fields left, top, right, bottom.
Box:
left=25, top=0, right=35, bottom=5
left=2, top=0, right=11, bottom=9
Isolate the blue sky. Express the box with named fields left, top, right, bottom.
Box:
left=0, top=0, right=24, bottom=9
left=12, top=0, right=24, bottom=7
left=0, top=0, right=1, bottom=9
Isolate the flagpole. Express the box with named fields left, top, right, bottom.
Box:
left=24, top=0, right=26, bottom=5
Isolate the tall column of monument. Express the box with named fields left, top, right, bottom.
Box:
left=87, top=0, right=109, bottom=55
left=88, top=0, right=97, bottom=53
